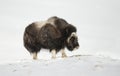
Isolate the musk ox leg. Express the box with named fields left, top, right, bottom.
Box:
left=32, top=52, right=38, bottom=60
left=61, top=49, right=67, bottom=58
left=51, top=49, right=56, bottom=59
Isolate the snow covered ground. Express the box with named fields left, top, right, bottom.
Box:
left=0, top=55, right=120, bottom=76
left=0, top=0, right=120, bottom=76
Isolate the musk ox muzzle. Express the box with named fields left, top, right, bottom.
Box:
left=23, top=16, right=80, bottom=60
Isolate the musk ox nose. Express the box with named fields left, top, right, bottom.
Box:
left=76, top=46, right=79, bottom=49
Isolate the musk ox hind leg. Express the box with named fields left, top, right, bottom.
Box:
left=23, top=28, right=41, bottom=60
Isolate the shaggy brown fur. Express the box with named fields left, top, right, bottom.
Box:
left=23, top=16, right=79, bottom=59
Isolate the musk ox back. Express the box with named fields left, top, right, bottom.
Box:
left=23, top=16, right=79, bottom=60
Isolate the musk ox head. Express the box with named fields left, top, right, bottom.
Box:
left=64, top=24, right=79, bottom=51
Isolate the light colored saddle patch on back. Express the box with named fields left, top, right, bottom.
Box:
left=34, top=21, right=47, bottom=29
left=34, top=17, right=57, bottom=29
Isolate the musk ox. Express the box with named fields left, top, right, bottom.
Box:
left=23, top=16, right=79, bottom=60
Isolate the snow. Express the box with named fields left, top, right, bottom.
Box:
left=0, top=0, right=120, bottom=76
left=0, top=55, right=120, bottom=76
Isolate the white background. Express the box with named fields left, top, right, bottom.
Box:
left=0, top=0, right=120, bottom=62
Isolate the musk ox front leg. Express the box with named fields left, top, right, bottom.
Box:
left=32, top=52, right=38, bottom=60
left=61, top=49, right=67, bottom=58
left=51, top=49, right=67, bottom=59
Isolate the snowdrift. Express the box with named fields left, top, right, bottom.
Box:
left=0, top=55, right=120, bottom=76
